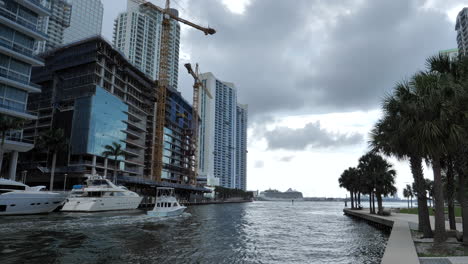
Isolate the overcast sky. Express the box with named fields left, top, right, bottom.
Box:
left=101, top=0, right=468, bottom=197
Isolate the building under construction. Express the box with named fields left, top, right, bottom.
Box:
left=19, top=36, right=206, bottom=195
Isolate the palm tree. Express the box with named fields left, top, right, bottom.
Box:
left=339, top=167, right=359, bottom=209
left=38, top=129, right=67, bottom=190
left=0, top=114, right=25, bottom=176
left=102, top=142, right=125, bottom=184
left=370, top=83, right=433, bottom=238
left=358, top=152, right=396, bottom=215
left=403, top=185, right=413, bottom=209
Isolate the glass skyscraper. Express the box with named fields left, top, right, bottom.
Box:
left=35, top=0, right=71, bottom=53
left=0, top=0, right=49, bottom=179
left=63, top=0, right=103, bottom=44
left=235, top=104, right=248, bottom=191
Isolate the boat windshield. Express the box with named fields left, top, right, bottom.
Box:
left=0, top=184, right=26, bottom=191
left=89, top=180, right=109, bottom=187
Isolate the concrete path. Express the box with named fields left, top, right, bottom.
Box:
left=343, top=209, right=468, bottom=264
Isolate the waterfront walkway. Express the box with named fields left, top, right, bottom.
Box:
left=343, top=208, right=468, bottom=264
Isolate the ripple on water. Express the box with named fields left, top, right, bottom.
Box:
left=0, top=202, right=388, bottom=264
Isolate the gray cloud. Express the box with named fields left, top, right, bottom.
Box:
left=177, top=0, right=456, bottom=120
left=254, top=160, right=264, bottom=168
left=264, top=121, right=363, bottom=150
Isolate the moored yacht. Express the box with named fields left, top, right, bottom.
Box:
left=147, top=187, right=186, bottom=217
left=61, top=176, right=142, bottom=212
left=0, top=178, right=67, bottom=216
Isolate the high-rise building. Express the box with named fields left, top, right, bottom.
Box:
left=113, top=0, right=180, bottom=88
left=456, top=8, right=468, bottom=55
left=0, top=0, right=50, bottom=179
left=35, top=0, right=71, bottom=53
left=199, top=73, right=248, bottom=190
left=439, top=48, right=459, bottom=61
left=63, top=0, right=103, bottom=44
left=235, top=104, right=248, bottom=191
left=23, top=36, right=156, bottom=185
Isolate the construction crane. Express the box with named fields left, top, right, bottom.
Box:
left=184, top=63, right=212, bottom=185
left=142, top=0, right=215, bottom=184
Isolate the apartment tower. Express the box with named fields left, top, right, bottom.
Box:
left=113, top=0, right=180, bottom=88
left=0, top=0, right=50, bottom=179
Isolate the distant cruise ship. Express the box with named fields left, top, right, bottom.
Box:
left=257, top=188, right=303, bottom=201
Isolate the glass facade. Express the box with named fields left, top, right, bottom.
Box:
left=63, top=0, right=103, bottom=44
left=71, top=86, right=128, bottom=159
left=0, top=83, right=27, bottom=112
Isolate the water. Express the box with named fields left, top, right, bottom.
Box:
left=0, top=201, right=388, bottom=264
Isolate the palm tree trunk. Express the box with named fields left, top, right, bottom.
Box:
left=358, top=192, right=361, bottom=208
left=407, top=197, right=410, bottom=209
left=113, top=157, right=118, bottom=184
left=410, top=197, right=413, bottom=208
left=454, top=157, right=468, bottom=245
left=350, top=191, right=354, bottom=209
left=354, top=191, right=358, bottom=208
left=432, top=157, right=447, bottom=243
left=369, top=193, right=372, bottom=213
left=447, top=158, right=456, bottom=230
left=0, top=148, right=4, bottom=177
left=376, top=192, right=383, bottom=215
left=49, top=152, right=57, bottom=191
left=410, top=156, right=433, bottom=238
left=372, top=192, right=376, bottom=214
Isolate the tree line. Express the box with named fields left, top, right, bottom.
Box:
left=340, top=54, right=468, bottom=244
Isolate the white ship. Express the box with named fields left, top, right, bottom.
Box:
left=147, top=187, right=186, bottom=217
left=257, top=188, right=304, bottom=201
left=61, top=176, right=142, bottom=212
left=0, top=178, right=67, bottom=216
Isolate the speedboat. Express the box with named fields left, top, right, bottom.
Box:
left=147, top=187, right=186, bottom=217
left=0, top=178, right=67, bottom=215
left=61, top=175, right=142, bottom=212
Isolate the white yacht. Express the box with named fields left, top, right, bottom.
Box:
left=61, top=176, right=142, bottom=212
left=0, top=178, right=67, bottom=216
left=147, top=187, right=186, bottom=217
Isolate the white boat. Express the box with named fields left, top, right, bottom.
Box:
left=147, top=187, right=186, bottom=217
left=61, top=176, right=142, bottom=212
left=0, top=178, right=67, bottom=216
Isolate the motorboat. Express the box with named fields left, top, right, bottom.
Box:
left=147, top=187, right=186, bottom=217
left=61, top=175, right=142, bottom=212
left=0, top=178, right=67, bottom=216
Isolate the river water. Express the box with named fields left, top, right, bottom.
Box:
left=0, top=201, right=389, bottom=264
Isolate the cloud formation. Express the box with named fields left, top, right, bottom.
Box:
left=254, top=160, right=265, bottom=168
left=178, top=0, right=456, bottom=119
left=264, top=121, right=363, bottom=150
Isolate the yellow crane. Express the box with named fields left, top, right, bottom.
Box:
left=142, top=0, right=215, bottom=183
left=184, top=63, right=212, bottom=184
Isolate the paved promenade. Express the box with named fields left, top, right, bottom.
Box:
left=343, top=208, right=468, bottom=264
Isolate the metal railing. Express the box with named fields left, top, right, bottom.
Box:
left=23, top=0, right=51, bottom=14
left=6, top=135, right=34, bottom=144
left=0, top=37, right=42, bottom=62
left=0, top=66, right=41, bottom=89
left=0, top=8, right=47, bottom=38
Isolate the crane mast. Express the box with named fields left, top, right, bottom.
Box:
left=142, top=0, right=215, bottom=184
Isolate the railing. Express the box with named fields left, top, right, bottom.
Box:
left=6, top=135, right=34, bottom=144
left=0, top=37, right=42, bottom=62
left=23, top=0, right=51, bottom=14
left=0, top=102, right=36, bottom=116
left=0, top=8, right=47, bottom=38
left=0, top=66, right=41, bottom=89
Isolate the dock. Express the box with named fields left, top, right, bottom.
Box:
left=343, top=208, right=420, bottom=264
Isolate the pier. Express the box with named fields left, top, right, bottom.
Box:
left=343, top=208, right=420, bottom=264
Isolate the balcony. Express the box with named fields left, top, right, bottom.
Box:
left=0, top=38, right=43, bottom=66
left=123, top=119, right=146, bottom=132
left=0, top=8, right=48, bottom=40
left=15, top=0, right=51, bottom=16
left=0, top=103, right=37, bottom=120
left=0, top=67, right=41, bottom=93
left=3, top=135, right=34, bottom=152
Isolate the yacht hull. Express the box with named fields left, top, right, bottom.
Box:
left=61, top=196, right=143, bottom=212
left=0, top=192, right=67, bottom=216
